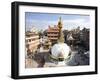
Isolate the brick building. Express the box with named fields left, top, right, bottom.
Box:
left=47, top=17, right=63, bottom=45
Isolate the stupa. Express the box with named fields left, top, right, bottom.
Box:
left=50, top=17, right=71, bottom=66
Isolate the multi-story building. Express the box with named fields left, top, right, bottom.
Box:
left=47, top=25, right=59, bottom=44
left=47, top=17, right=63, bottom=45
left=80, top=28, right=90, bottom=50
left=26, top=30, right=40, bottom=56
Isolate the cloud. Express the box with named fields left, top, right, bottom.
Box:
left=26, top=18, right=90, bottom=31
left=63, top=19, right=85, bottom=23
left=62, top=18, right=90, bottom=30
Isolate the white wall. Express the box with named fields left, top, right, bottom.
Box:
left=0, top=0, right=99, bottom=81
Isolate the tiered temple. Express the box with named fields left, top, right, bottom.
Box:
left=47, top=17, right=64, bottom=45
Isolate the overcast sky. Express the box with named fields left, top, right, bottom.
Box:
left=25, top=12, right=90, bottom=31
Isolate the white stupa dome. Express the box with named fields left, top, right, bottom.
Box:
left=51, top=43, right=71, bottom=60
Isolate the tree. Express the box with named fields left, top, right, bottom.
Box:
left=38, top=30, right=43, bottom=38
left=43, top=30, right=47, bottom=36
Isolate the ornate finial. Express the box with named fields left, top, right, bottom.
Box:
left=59, top=16, right=61, bottom=22
left=57, top=17, right=64, bottom=43
left=58, top=17, right=62, bottom=30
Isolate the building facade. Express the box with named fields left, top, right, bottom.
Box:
left=47, top=25, right=59, bottom=44
left=47, top=17, right=63, bottom=45
left=26, top=31, right=40, bottom=56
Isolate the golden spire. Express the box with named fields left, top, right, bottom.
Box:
left=59, top=16, right=61, bottom=22
left=57, top=17, right=64, bottom=43
left=58, top=17, right=62, bottom=30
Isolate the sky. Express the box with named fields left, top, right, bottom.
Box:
left=25, top=12, right=90, bottom=31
